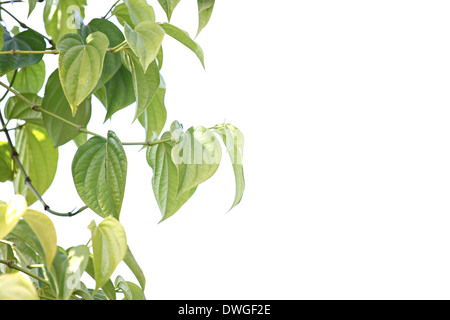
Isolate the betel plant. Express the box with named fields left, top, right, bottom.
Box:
left=0, top=0, right=245, bottom=300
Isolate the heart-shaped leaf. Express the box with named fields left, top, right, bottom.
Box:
left=88, top=217, right=127, bottom=292
left=57, top=32, right=109, bottom=115
left=7, top=59, right=46, bottom=94
left=72, top=131, right=127, bottom=219
left=123, top=0, right=155, bottom=26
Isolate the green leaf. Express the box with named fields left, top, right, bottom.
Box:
left=156, top=46, right=163, bottom=70
left=213, top=124, right=245, bottom=210
left=49, top=245, right=90, bottom=300
left=115, top=275, right=133, bottom=300
left=0, top=24, right=4, bottom=50
left=73, top=132, right=87, bottom=148
left=0, top=27, right=46, bottom=76
left=112, top=3, right=134, bottom=28
left=72, top=131, right=127, bottom=219
left=138, top=75, right=167, bottom=140
left=124, top=21, right=165, bottom=73
left=43, top=0, right=87, bottom=43
left=172, top=126, right=222, bottom=196
left=73, top=10, right=91, bottom=43
left=95, top=65, right=136, bottom=121
left=28, top=0, right=38, bottom=17
left=197, top=0, right=215, bottom=36
left=158, top=0, right=181, bottom=21
left=147, top=132, right=197, bottom=222
left=159, top=23, right=205, bottom=68
left=57, top=32, right=109, bottom=115
left=87, top=19, right=125, bottom=91
left=122, top=49, right=160, bottom=121
left=0, top=273, right=38, bottom=300
left=0, top=195, right=27, bottom=240
left=7, top=60, right=46, bottom=94
left=14, top=124, right=59, bottom=205
left=123, top=0, right=156, bottom=26
left=4, top=93, right=43, bottom=126
left=0, top=142, right=14, bottom=182
left=85, top=256, right=116, bottom=300
left=123, top=247, right=146, bottom=290
left=23, top=209, right=57, bottom=266
left=41, top=70, right=92, bottom=147
left=126, top=281, right=146, bottom=300
left=88, top=217, right=127, bottom=292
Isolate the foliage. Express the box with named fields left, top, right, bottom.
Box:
left=0, top=0, right=245, bottom=300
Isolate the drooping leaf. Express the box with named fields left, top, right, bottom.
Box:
left=57, top=32, right=109, bottom=115
left=49, top=245, right=90, bottom=300
left=0, top=27, right=46, bottom=76
left=147, top=132, right=197, bottom=222
left=7, top=59, right=46, bottom=94
left=95, top=65, right=136, bottom=121
left=4, top=94, right=43, bottom=126
left=72, top=131, right=127, bottom=219
left=115, top=276, right=133, bottom=300
left=0, top=142, right=14, bottom=182
left=138, top=75, right=167, bottom=140
left=43, top=0, right=87, bottom=43
left=158, top=0, right=181, bottom=21
left=87, top=19, right=125, bottom=90
left=41, top=70, right=92, bottom=147
left=0, top=274, right=38, bottom=300
left=123, top=247, right=146, bottom=290
left=172, top=126, right=222, bottom=196
left=28, top=0, right=38, bottom=17
left=123, top=0, right=155, bottom=26
left=197, top=0, right=215, bottom=36
left=0, top=195, right=27, bottom=240
left=23, top=209, right=57, bottom=266
left=213, top=124, right=245, bottom=210
left=159, top=23, right=205, bottom=68
left=124, top=21, right=165, bottom=73
left=14, top=124, right=59, bottom=205
left=156, top=46, right=163, bottom=70
left=126, top=281, right=146, bottom=300
left=121, top=49, right=160, bottom=121
left=88, top=218, right=127, bottom=292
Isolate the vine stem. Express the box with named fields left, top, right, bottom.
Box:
left=103, top=0, right=121, bottom=19
left=0, top=259, right=50, bottom=286
left=0, top=50, right=59, bottom=56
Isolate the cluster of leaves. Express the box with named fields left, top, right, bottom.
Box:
left=0, top=0, right=244, bottom=300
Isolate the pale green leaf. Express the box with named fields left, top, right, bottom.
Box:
left=89, top=217, right=127, bottom=291
left=126, top=281, right=146, bottom=300
left=0, top=195, right=27, bottom=240
left=158, top=0, right=180, bottom=21
left=72, top=131, right=127, bottom=219
left=57, top=32, right=109, bottom=115
left=115, top=275, right=133, bottom=300
left=124, top=21, right=165, bottom=72
left=14, top=124, right=59, bottom=205
left=7, top=60, right=46, bottom=94
left=0, top=142, right=13, bottom=182
left=42, top=70, right=92, bottom=147
left=28, top=0, right=38, bottom=17
left=123, top=247, right=146, bottom=290
left=124, top=0, right=155, bottom=25
left=4, top=93, right=43, bottom=126
left=0, top=273, right=38, bottom=300
left=159, top=23, right=205, bottom=68
left=172, top=126, right=222, bottom=195
left=112, top=3, right=134, bottom=28
left=197, top=0, right=215, bottom=36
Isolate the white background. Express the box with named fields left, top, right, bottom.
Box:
left=1, top=0, right=450, bottom=300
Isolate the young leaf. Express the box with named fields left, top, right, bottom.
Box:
left=7, top=59, right=46, bottom=94
left=0, top=195, right=27, bottom=240
left=87, top=19, right=125, bottom=90
left=72, top=131, right=127, bottom=219
left=5, top=94, right=43, bottom=126
left=213, top=124, right=245, bottom=210
left=0, top=142, right=14, bottom=182
left=49, top=246, right=90, bottom=300
left=88, top=218, right=127, bottom=292
left=123, top=0, right=156, bottom=26
left=57, top=32, right=109, bottom=115
left=172, top=126, right=222, bottom=195
left=0, top=27, right=46, bottom=76
left=124, top=21, right=165, bottom=73
left=41, top=70, right=92, bottom=147
left=122, top=49, right=160, bottom=121
left=158, top=0, right=181, bottom=21
left=197, top=0, right=215, bottom=36
left=43, top=0, right=87, bottom=43
left=159, top=23, right=205, bottom=68
left=0, top=274, right=38, bottom=300
left=147, top=132, right=197, bottom=222
left=14, top=124, right=59, bottom=205
left=23, top=209, right=57, bottom=266
left=138, top=75, right=167, bottom=140
left=95, top=65, right=136, bottom=121
left=112, top=3, right=135, bottom=28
